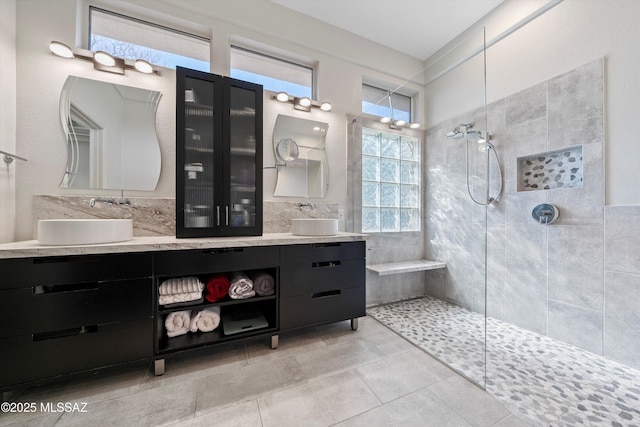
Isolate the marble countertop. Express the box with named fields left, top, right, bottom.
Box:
left=0, top=233, right=367, bottom=259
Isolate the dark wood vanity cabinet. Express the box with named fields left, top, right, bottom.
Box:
left=0, top=239, right=365, bottom=389
left=176, top=67, right=263, bottom=238
left=279, top=242, right=366, bottom=331
left=0, top=253, right=153, bottom=390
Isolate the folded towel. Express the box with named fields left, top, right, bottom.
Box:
left=159, top=277, right=204, bottom=295
left=249, top=271, right=275, bottom=296
left=205, top=273, right=230, bottom=303
left=165, top=310, right=191, bottom=338
left=159, top=291, right=203, bottom=306
left=190, top=306, right=221, bottom=333
left=228, top=272, right=255, bottom=299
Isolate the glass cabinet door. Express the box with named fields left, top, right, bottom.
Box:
left=176, top=69, right=223, bottom=236
left=224, top=80, right=263, bottom=234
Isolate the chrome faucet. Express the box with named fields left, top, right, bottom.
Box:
left=89, top=197, right=131, bottom=207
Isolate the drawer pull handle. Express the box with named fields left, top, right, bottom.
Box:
left=312, top=289, right=341, bottom=299
left=202, top=248, right=244, bottom=255
left=33, top=255, right=100, bottom=264
left=33, top=283, right=99, bottom=295
left=312, top=243, right=341, bottom=248
left=312, top=261, right=341, bottom=268
left=32, top=325, right=99, bottom=341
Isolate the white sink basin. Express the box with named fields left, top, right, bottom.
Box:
left=38, top=219, right=133, bottom=246
left=291, top=218, right=338, bottom=236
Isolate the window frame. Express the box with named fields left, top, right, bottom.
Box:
left=88, top=6, right=211, bottom=71
left=229, top=45, right=315, bottom=99
left=362, top=83, right=413, bottom=123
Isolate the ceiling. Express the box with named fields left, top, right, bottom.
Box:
left=270, top=0, right=503, bottom=61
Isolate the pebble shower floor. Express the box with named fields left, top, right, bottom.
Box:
left=367, top=296, right=640, bottom=426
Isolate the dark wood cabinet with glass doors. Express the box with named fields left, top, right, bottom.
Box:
left=176, top=67, right=263, bottom=237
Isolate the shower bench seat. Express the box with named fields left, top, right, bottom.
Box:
left=366, top=259, right=446, bottom=276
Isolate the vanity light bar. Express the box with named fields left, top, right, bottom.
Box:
left=273, top=92, right=332, bottom=112
left=49, top=41, right=160, bottom=76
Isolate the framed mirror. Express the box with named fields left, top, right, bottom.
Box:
left=59, top=76, right=162, bottom=190
left=273, top=115, right=329, bottom=198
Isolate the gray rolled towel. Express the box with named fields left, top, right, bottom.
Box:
left=249, top=271, right=275, bottom=296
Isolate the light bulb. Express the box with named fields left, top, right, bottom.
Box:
left=276, top=92, right=289, bottom=102
left=134, top=59, right=153, bottom=74
left=320, top=101, right=332, bottom=111
left=94, top=51, right=115, bottom=67
left=298, top=97, right=311, bottom=107
left=380, top=117, right=391, bottom=124
left=395, top=120, right=406, bottom=127
left=49, top=41, right=74, bottom=58
left=409, top=123, right=421, bottom=129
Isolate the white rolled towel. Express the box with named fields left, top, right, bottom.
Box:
left=165, top=310, right=191, bottom=338
left=228, top=272, right=256, bottom=299
left=189, top=306, right=221, bottom=333
left=159, top=277, right=204, bottom=296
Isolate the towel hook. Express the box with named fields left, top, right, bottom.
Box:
left=0, top=150, right=28, bottom=164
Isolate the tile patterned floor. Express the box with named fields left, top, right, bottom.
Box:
left=0, top=316, right=529, bottom=427
left=367, top=296, right=640, bottom=427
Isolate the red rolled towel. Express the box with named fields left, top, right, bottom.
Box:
left=205, top=273, right=230, bottom=302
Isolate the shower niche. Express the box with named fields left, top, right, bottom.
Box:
left=517, top=145, right=583, bottom=191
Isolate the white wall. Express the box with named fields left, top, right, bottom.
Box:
left=9, top=0, right=425, bottom=241
left=0, top=0, right=17, bottom=243
left=425, top=0, right=640, bottom=205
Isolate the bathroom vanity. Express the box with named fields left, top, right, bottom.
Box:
left=0, top=233, right=365, bottom=390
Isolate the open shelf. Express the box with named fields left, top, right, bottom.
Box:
left=158, top=295, right=276, bottom=315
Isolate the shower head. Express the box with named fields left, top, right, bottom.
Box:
left=446, top=123, right=474, bottom=139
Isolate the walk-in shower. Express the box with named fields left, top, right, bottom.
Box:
left=447, top=123, right=503, bottom=205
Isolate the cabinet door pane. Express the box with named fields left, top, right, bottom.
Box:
left=228, top=85, right=258, bottom=228
left=183, top=77, right=215, bottom=229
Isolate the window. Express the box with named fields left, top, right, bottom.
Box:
left=89, top=7, right=210, bottom=71
left=362, top=128, right=420, bottom=232
left=230, top=46, right=313, bottom=98
left=362, top=84, right=411, bottom=123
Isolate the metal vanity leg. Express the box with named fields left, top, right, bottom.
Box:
left=270, top=334, right=279, bottom=349
left=351, top=318, right=359, bottom=331
left=154, top=359, right=165, bottom=376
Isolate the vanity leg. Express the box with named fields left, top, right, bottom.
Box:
left=351, top=318, right=359, bottom=331
left=154, top=359, right=165, bottom=376
left=270, top=335, right=279, bottom=349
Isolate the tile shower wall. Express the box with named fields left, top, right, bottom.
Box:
left=426, top=59, right=640, bottom=369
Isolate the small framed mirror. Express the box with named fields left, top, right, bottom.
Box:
left=273, top=115, right=329, bottom=198
left=59, top=76, right=162, bottom=190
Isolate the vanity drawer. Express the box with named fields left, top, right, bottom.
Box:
left=0, top=253, right=152, bottom=290
left=280, top=259, right=365, bottom=297
left=0, top=278, right=152, bottom=338
left=0, top=318, right=152, bottom=388
left=154, top=246, right=279, bottom=276
left=280, top=241, right=365, bottom=265
left=280, top=286, right=365, bottom=331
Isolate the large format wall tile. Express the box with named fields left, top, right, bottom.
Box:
left=505, top=81, right=547, bottom=127
left=547, top=225, right=604, bottom=311
left=547, top=58, right=604, bottom=149
left=604, top=271, right=640, bottom=368
left=605, top=205, right=640, bottom=275
left=548, top=299, right=603, bottom=354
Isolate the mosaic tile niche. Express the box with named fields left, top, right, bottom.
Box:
left=517, top=145, right=583, bottom=191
